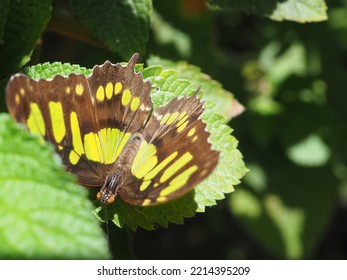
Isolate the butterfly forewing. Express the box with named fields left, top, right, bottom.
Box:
left=83, top=54, right=153, bottom=173
left=87, top=54, right=152, bottom=134
left=6, top=73, right=106, bottom=187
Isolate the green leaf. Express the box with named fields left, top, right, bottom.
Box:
left=269, top=0, right=328, bottom=23
left=147, top=56, right=243, bottom=122
left=24, top=62, right=92, bottom=79
left=22, top=59, right=247, bottom=230
left=260, top=42, right=306, bottom=87
left=208, top=0, right=328, bottom=23
left=0, top=0, right=51, bottom=77
left=0, top=114, right=110, bottom=259
left=287, top=134, right=331, bottom=167
left=70, top=0, right=152, bottom=59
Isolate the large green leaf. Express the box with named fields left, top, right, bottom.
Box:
left=0, top=0, right=51, bottom=77
left=0, top=114, right=110, bottom=259
left=70, top=0, right=152, bottom=59
left=208, top=0, right=328, bottom=23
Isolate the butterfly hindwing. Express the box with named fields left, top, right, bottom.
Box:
left=118, top=90, right=219, bottom=206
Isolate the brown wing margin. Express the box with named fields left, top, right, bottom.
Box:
left=118, top=90, right=220, bottom=206
left=87, top=53, right=153, bottom=134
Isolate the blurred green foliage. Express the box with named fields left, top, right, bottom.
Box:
left=2, top=0, right=347, bottom=260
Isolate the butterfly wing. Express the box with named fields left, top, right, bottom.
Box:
left=118, top=90, right=220, bottom=206
left=87, top=53, right=152, bottom=134
left=6, top=73, right=105, bottom=187
left=85, top=54, right=153, bottom=171
left=6, top=54, right=153, bottom=189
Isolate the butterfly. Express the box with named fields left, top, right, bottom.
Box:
left=6, top=53, right=219, bottom=206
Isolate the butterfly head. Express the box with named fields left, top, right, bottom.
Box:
left=97, top=168, right=126, bottom=205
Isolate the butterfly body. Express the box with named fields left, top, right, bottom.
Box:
left=98, top=133, right=142, bottom=205
left=6, top=53, right=219, bottom=206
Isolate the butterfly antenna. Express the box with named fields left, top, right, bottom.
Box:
left=104, top=204, right=111, bottom=245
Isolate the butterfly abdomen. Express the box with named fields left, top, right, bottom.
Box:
left=116, top=133, right=143, bottom=167
left=97, top=133, right=143, bottom=204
